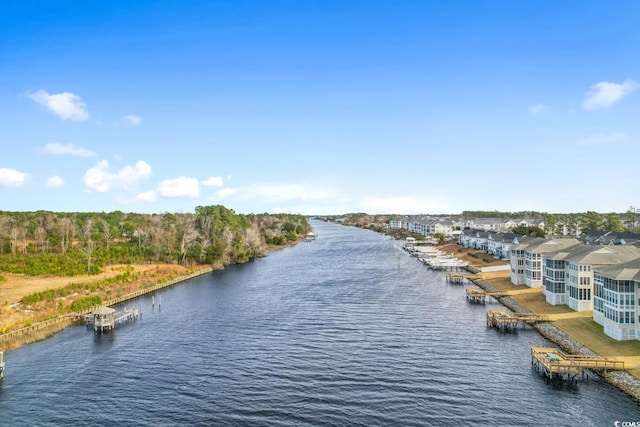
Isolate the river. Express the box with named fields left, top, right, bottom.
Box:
left=0, top=220, right=638, bottom=426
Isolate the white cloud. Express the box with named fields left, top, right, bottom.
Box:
left=207, top=179, right=456, bottom=215
left=359, top=195, right=447, bottom=214
left=0, top=168, right=30, bottom=187
left=83, top=161, right=113, bottom=192
left=43, top=142, right=95, bottom=157
left=123, top=114, right=142, bottom=126
left=251, top=184, right=329, bottom=202
left=212, top=187, right=237, bottom=199
left=577, top=132, right=626, bottom=146
left=158, top=176, right=200, bottom=198
left=582, top=79, right=639, bottom=110
left=202, top=176, right=224, bottom=187
left=136, top=190, right=157, bottom=202
left=83, top=160, right=152, bottom=193
left=209, top=183, right=334, bottom=204
left=529, top=104, right=547, bottom=114
left=45, top=175, right=64, bottom=188
left=119, top=161, right=153, bottom=191
left=27, top=89, right=89, bottom=120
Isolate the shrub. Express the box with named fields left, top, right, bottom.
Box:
left=70, top=295, right=102, bottom=312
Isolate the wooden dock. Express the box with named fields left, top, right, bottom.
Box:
left=446, top=273, right=466, bottom=284
left=531, top=347, right=625, bottom=384
left=486, top=309, right=549, bottom=331
left=465, top=288, right=507, bottom=303
left=466, top=288, right=487, bottom=303
left=486, top=309, right=519, bottom=331
left=0, top=268, right=212, bottom=344
left=83, top=306, right=140, bottom=333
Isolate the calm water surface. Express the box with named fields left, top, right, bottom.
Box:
left=1, top=220, right=638, bottom=426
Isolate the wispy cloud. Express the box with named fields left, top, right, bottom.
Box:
left=158, top=177, right=200, bottom=198
left=529, top=104, right=547, bottom=114
left=202, top=176, right=224, bottom=187
left=83, top=160, right=152, bottom=193
left=136, top=190, right=158, bottom=202
left=358, top=195, right=447, bottom=214
left=210, top=183, right=331, bottom=203
left=123, top=114, right=142, bottom=126
left=582, top=79, right=639, bottom=110
left=577, top=132, right=626, bottom=146
left=203, top=178, right=452, bottom=215
left=44, top=175, right=64, bottom=188
left=0, top=168, right=30, bottom=187
left=212, top=187, right=237, bottom=199
left=43, top=142, right=95, bottom=157
left=27, top=89, right=89, bottom=120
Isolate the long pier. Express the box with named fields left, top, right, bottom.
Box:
left=531, top=347, right=625, bottom=384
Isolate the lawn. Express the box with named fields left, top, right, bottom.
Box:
left=510, top=292, right=575, bottom=316
left=553, top=317, right=640, bottom=357
left=481, top=273, right=640, bottom=379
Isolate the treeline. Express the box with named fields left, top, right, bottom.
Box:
left=543, top=211, right=628, bottom=235
left=461, top=210, right=545, bottom=219
left=461, top=210, right=634, bottom=233
left=325, top=211, right=635, bottom=236
left=0, top=205, right=310, bottom=276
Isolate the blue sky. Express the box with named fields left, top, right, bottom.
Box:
left=1, top=1, right=639, bottom=215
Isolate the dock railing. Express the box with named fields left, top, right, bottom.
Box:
left=531, top=347, right=625, bottom=372
left=0, top=267, right=213, bottom=343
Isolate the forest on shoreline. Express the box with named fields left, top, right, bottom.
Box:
left=0, top=205, right=311, bottom=336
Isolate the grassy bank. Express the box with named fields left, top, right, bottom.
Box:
left=479, top=270, right=640, bottom=380
left=435, top=244, right=640, bottom=380
left=0, top=240, right=304, bottom=353
left=0, top=266, right=213, bottom=351
left=1, top=319, right=73, bottom=351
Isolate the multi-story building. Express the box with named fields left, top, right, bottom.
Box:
left=495, top=234, right=538, bottom=260
left=510, top=239, right=544, bottom=285
left=511, top=238, right=581, bottom=288
left=543, top=245, right=640, bottom=311
left=593, top=258, right=640, bottom=340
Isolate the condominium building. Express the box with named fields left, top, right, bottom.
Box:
left=593, top=258, right=640, bottom=340
left=543, top=245, right=640, bottom=311
left=511, top=238, right=581, bottom=288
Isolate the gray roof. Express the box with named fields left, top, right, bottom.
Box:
left=545, top=245, right=640, bottom=266
left=511, top=237, right=548, bottom=251
left=92, top=306, right=116, bottom=315
left=516, top=238, right=581, bottom=253
left=488, top=232, right=516, bottom=242
left=595, top=258, right=640, bottom=281
left=515, top=235, right=541, bottom=244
